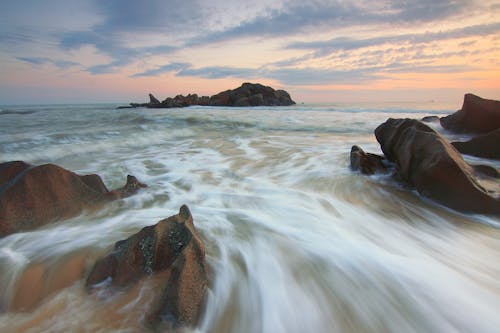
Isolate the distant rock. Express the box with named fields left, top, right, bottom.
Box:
left=421, top=116, right=440, bottom=122
left=451, top=128, right=500, bottom=160
left=374, top=118, right=499, bottom=214
left=149, top=93, right=161, bottom=105
left=350, top=145, right=390, bottom=175
left=210, top=83, right=295, bottom=107
left=86, top=205, right=207, bottom=331
left=120, top=82, right=295, bottom=109
left=0, top=161, right=146, bottom=237
left=440, top=94, right=500, bottom=133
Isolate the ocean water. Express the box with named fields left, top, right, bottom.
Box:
left=0, top=103, right=499, bottom=333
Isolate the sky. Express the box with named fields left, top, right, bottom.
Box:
left=0, top=0, right=499, bottom=105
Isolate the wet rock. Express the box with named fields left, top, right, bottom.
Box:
left=0, top=162, right=147, bottom=237
left=421, top=116, right=440, bottom=122
left=440, top=94, right=500, bottom=133
left=350, top=145, right=390, bottom=175
left=124, top=83, right=295, bottom=109
left=374, top=118, right=499, bottom=214
left=451, top=128, right=500, bottom=160
left=86, top=205, right=207, bottom=330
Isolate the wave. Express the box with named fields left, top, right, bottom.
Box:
left=0, top=109, right=39, bottom=116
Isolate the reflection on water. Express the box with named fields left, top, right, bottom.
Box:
left=0, top=104, right=499, bottom=332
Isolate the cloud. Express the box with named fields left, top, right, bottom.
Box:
left=16, top=56, right=79, bottom=68
left=55, top=0, right=476, bottom=74
left=187, top=0, right=472, bottom=47
left=131, top=62, right=190, bottom=77
left=288, top=22, right=500, bottom=53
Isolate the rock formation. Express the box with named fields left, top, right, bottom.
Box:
left=440, top=94, right=500, bottom=133
left=0, top=161, right=146, bottom=237
left=120, top=82, right=295, bottom=109
left=374, top=118, right=499, bottom=214
left=86, top=205, right=207, bottom=330
left=349, top=145, right=390, bottom=175
left=452, top=128, right=500, bottom=160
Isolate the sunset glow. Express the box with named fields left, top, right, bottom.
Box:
left=1, top=0, right=499, bottom=104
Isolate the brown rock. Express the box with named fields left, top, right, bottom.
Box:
left=0, top=162, right=146, bottom=237
left=375, top=118, right=499, bottom=214
left=451, top=128, right=500, bottom=160
left=149, top=93, right=161, bottom=105
left=86, top=205, right=207, bottom=330
left=125, top=83, right=296, bottom=108
left=440, top=94, right=500, bottom=133
left=350, top=145, right=389, bottom=175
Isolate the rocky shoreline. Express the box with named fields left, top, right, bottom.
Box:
left=351, top=93, right=500, bottom=215
left=1, top=92, right=498, bottom=332
left=119, top=82, right=295, bottom=109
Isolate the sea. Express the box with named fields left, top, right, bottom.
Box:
left=0, top=103, right=499, bottom=333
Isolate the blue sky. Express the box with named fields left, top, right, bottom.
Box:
left=0, top=0, right=499, bottom=104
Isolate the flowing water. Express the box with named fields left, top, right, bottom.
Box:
left=0, top=103, right=499, bottom=333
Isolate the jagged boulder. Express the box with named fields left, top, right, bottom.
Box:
left=86, top=205, right=207, bottom=330
left=349, top=145, right=390, bottom=175
left=374, top=118, right=499, bottom=214
left=440, top=94, right=500, bottom=133
left=452, top=128, right=500, bottom=160
left=0, top=161, right=146, bottom=237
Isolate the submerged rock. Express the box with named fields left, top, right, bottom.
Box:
left=122, top=82, right=295, bottom=109
left=374, top=118, right=499, bottom=214
left=0, top=161, right=146, bottom=237
left=452, top=128, right=500, bottom=160
left=440, top=94, right=500, bottom=133
left=86, top=205, right=207, bottom=330
left=349, top=145, right=390, bottom=175
left=421, top=116, right=440, bottom=122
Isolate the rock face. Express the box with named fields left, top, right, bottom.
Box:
left=209, top=83, right=295, bottom=107
left=350, top=145, right=389, bottom=175
left=374, top=118, right=499, bottom=214
left=440, top=94, right=500, bottom=133
left=451, top=128, right=500, bottom=160
left=122, top=82, right=295, bottom=109
left=0, top=161, right=146, bottom=237
left=86, top=205, right=207, bottom=330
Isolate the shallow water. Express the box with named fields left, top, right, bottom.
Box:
left=0, top=103, right=499, bottom=333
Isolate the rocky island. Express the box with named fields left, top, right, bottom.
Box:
left=119, top=82, right=295, bottom=109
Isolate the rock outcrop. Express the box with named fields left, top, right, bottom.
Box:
left=121, top=83, right=295, bottom=109
left=86, top=205, right=207, bottom=331
left=374, top=118, right=499, bottom=214
left=209, top=83, right=295, bottom=107
left=451, top=128, right=500, bottom=160
left=440, top=94, right=500, bottom=133
left=349, top=145, right=390, bottom=175
left=0, top=161, right=146, bottom=237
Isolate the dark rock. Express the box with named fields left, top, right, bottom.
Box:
left=350, top=145, right=389, bottom=175
left=374, top=118, right=499, bottom=214
left=421, top=116, right=440, bottom=122
left=209, top=90, right=231, bottom=106
left=149, top=93, right=161, bottom=105
left=127, top=83, right=295, bottom=109
left=440, top=94, right=500, bottom=133
left=451, top=129, right=500, bottom=160
left=472, top=164, right=500, bottom=179
left=86, top=205, right=207, bottom=330
left=0, top=162, right=147, bottom=237
left=249, top=93, right=264, bottom=106
left=234, top=97, right=250, bottom=107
